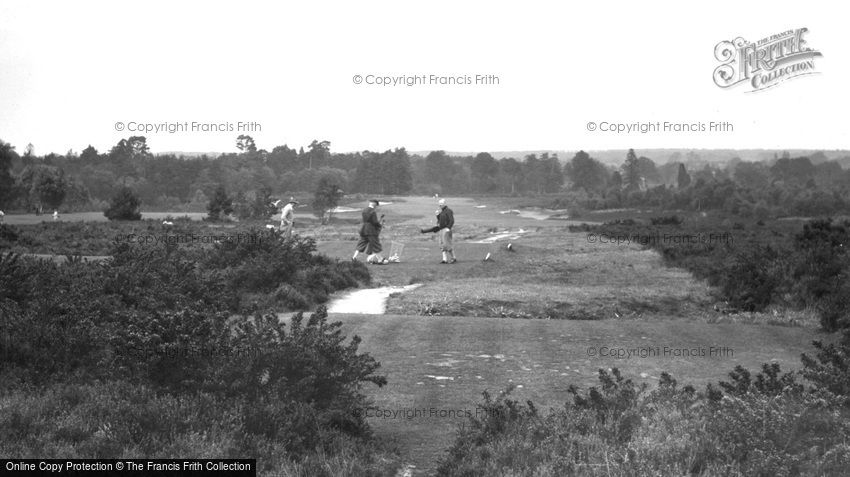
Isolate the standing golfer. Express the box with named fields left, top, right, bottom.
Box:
left=279, top=197, right=298, bottom=238
left=421, top=198, right=456, bottom=264
left=353, top=199, right=387, bottom=264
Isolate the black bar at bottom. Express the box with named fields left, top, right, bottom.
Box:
left=1, top=460, right=256, bottom=476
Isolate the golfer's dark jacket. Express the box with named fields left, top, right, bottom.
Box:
left=360, top=207, right=382, bottom=236
left=423, top=207, right=454, bottom=233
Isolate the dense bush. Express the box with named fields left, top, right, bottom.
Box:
left=201, top=228, right=370, bottom=309
left=0, top=223, right=40, bottom=251
left=649, top=215, right=683, bottom=226
left=580, top=217, right=850, bottom=330
left=722, top=243, right=787, bottom=312
left=2, top=225, right=382, bottom=471
left=104, top=186, right=142, bottom=220
left=552, top=167, right=850, bottom=219
left=0, top=223, right=370, bottom=311
left=0, top=380, right=400, bottom=475
left=437, top=338, right=850, bottom=476
left=1, top=230, right=371, bottom=381
left=0, top=239, right=390, bottom=470
left=2, top=304, right=390, bottom=463
left=800, top=330, right=850, bottom=403
left=206, top=184, right=233, bottom=221
left=791, top=219, right=850, bottom=331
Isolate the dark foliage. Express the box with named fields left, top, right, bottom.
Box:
left=0, top=241, right=384, bottom=463
left=206, top=184, right=233, bottom=221
left=582, top=217, right=850, bottom=330
left=103, top=186, right=142, bottom=221
left=791, top=219, right=850, bottom=331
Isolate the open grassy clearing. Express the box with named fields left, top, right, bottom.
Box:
left=310, top=197, right=814, bottom=325
left=317, top=230, right=716, bottom=321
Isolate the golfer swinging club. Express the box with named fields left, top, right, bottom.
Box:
left=353, top=199, right=388, bottom=264
left=421, top=198, right=456, bottom=264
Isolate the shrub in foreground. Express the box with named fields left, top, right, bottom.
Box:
left=0, top=240, right=390, bottom=471
left=437, top=335, right=850, bottom=476
left=0, top=380, right=400, bottom=476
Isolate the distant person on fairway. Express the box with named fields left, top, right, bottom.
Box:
left=353, top=199, right=387, bottom=264
left=421, top=198, right=456, bottom=264
left=53, top=210, right=59, bottom=222
left=0, top=210, right=4, bottom=224
left=279, top=197, right=298, bottom=238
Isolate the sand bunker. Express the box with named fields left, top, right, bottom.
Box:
left=326, top=284, right=422, bottom=314
left=498, top=208, right=569, bottom=221
left=424, top=375, right=454, bottom=381
left=470, top=229, right=529, bottom=244
left=330, top=206, right=360, bottom=213
left=428, top=358, right=463, bottom=368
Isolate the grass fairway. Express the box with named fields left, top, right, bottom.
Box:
left=329, top=313, right=822, bottom=474
left=306, top=197, right=824, bottom=473
left=315, top=197, right=726, bottom=321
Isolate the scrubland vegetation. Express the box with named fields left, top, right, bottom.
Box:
left=437, top=334, right=850, bottom=476
left=0, top=235, right=399, bottom=476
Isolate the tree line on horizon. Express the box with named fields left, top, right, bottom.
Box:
left=2, top=136, right=850, bottom=219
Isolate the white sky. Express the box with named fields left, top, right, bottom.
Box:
left=0, top=1, right=845, bottom=155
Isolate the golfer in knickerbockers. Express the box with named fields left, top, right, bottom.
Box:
left=279, top=197, right=298, bottom=238
left=421, top=198, right=456, bottom=264
left=352, top=199, right=388, bottom=264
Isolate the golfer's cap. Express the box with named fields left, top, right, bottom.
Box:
left=370, top=199, right=380, bottom=205
left=438, top=199, right=446, bottom=206
left=289, top=197, right=299, bottom=204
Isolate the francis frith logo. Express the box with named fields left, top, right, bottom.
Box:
left=713, top=28, right=822, bottom=92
